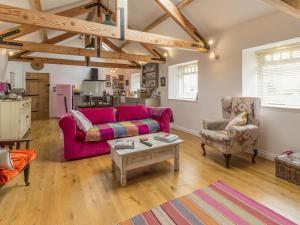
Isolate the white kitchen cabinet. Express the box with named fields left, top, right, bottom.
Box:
left=0, top=98, right=31, bottom=139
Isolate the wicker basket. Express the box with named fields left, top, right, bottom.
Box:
left=275, top=154, right=300, bottom=186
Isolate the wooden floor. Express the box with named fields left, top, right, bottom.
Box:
left=1, top=119, right=300, bottom=225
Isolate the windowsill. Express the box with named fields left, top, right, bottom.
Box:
left=262, top=104, right=300, bottom=111
left=168, top=98, right=198, bottom=102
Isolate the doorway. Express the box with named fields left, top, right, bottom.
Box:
left=25, top=73, right=50, bottom=120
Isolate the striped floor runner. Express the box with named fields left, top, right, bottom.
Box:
left=118, top=181, right=297, bottom=225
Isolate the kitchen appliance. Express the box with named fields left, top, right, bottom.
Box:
left=53, top=84, right=73, bottom=118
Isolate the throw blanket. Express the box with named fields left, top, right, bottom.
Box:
left=148, top=107, right=174, bottom=122
left=86, top=119, right=160, bottom=142
left=0, top=149, right=36, bottom=185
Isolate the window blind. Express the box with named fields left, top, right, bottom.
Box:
left=257, top=45, right=300, bottom=108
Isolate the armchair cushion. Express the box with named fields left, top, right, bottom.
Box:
left=203, top=119, right=230, bottom=130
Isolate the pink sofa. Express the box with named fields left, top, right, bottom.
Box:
left=59, top=105, right=173, bottom=160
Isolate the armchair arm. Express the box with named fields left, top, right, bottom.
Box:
left=0, top=139, right=32, bottom=150
left=203, top=119, right=230, bottom=130
left=227, top=124, right=259, bottom=149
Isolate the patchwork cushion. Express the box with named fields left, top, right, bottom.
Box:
left=116, top=105, right=149, bottom=122
left=79, top=107, right=116, bottom=125
left=0, top=149, right=36, bottom=185
left=86, top=119, right=160, bottom=142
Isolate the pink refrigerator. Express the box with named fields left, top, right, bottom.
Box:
left=53, top=84, right=73, bottom=118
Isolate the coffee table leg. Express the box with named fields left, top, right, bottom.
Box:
left=174, top=145, right=179, bottom=171
left=111, top=160, right=116, bottom=173
left=121, top=170, right=127, bottom=186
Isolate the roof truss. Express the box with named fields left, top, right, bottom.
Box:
left=0, top=0, right=209, bottom=69
left=262, top=0, right=300, bottom=19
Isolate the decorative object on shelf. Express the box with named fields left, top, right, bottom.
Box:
left=31, top=61, right=44, bottom=71
left=125, top=80, right=129, bottom=86
left=142, top=63, right=159, bottom=89
left=112, top=77, right=119, bottom=89
left=9, top=72, right=16, bottom=88
left=119, top=75, right=124, bottom=81
left=106, top=81, right=111, bottom=87
left=106, top=75, right=111, bottom=81
left=160, top=77, right=166, bottom=87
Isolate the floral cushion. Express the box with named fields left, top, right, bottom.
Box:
left=225, top=111, right=248, bottom=130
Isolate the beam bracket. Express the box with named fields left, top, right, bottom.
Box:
left=0, top=29, right=23, bottom=47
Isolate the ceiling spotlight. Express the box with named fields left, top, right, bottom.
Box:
left=163, top=52, right=168, bottom=57
left=208, top=40, right=214, bottom=46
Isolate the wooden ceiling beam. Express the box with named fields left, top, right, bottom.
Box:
left=0, top=4, right=206, bottom=52
left=8, top=56, right=139, bottom=69
left=261, top=0, right=300, bottom=19
left=154, top=0, right=208, bottom=49
left=2, top=40, right=164, bottom=63
left=119, top=0, right=193, bottom=49
left=30, top=0, right=48, bottom=41
left=0, top=1, right=98, bottom=40
left=13, top=32, right=77, bottom=58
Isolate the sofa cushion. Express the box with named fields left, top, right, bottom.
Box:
left=116, top=105, right=149, bottom=122
left=0, top=149, right=36, bottom=185
left=79, top=107, right=116, bottom=125
left=86, top=119, right=160, bottom=142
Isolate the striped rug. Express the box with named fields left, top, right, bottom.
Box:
left=117, top=181, right=297, bottom=225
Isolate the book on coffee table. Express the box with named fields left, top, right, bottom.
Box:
left=154, top=133, right=178, bottom=143
left=114, top=140, right=134, bottom=150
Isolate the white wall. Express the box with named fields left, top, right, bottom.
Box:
left=159, top=11, right=300, bottom=158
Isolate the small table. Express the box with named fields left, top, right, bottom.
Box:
left=108, top=133, right=183, bottom=186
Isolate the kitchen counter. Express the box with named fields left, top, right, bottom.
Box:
left=113, top=96, right=160, bottom=107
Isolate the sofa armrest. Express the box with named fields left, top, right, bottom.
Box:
left=59, top=113, right=77, bottom=140
left=203, top=119, right=230, bottom=130
left=147, top=107, right=173, bottom=133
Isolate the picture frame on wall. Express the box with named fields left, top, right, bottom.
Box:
left=106, top=75, right=111, bottom=81
left=106, top=81, right=111, bottom=87
left=119, top=75, right=124, bottom=81
left=125, top=80, right=129, bottom=86
left=160, top=77, right=166, bottom=87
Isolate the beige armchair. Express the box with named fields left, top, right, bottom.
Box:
left=199, top=97, right=261, bottom=168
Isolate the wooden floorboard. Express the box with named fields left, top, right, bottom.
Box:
left=0, top=119, right=300, bottom=225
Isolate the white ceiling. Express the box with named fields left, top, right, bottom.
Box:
left=0, top=0, right=276, bottom=52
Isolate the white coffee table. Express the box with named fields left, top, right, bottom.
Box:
left=108, top=133, right=183, bottom=186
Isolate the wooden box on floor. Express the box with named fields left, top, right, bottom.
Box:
left=275, top=154, right=300, bottom=186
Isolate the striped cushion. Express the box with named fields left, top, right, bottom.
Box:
left=86, top=119, right=160, bottom=142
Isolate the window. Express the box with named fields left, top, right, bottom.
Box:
left=168, top=60, right=198, bottom=101
left=130, top=73, right=141, bottom=93
left=257, top=45, right=300, bottom=108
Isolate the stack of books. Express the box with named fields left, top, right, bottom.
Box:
left=114, top=140, right=134, bottom=150
left=154, top=133, right=178, bottom=143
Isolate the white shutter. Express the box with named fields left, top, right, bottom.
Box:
left=257, top=45, right=300, bottom=108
